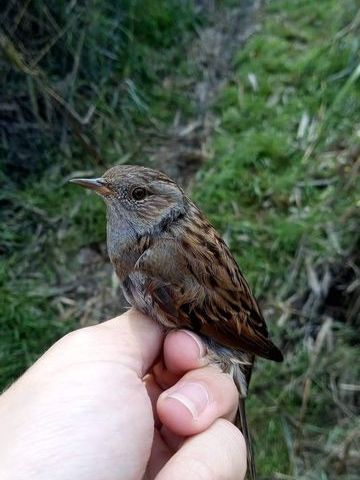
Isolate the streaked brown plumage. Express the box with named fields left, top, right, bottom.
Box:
left=70, top=165, right=283, bottom=479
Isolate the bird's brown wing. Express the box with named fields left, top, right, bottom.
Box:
left=135, top=231, right=283, bottom=362
left=179, top=235, right=283, bottom=362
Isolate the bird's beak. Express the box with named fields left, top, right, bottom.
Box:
left=69, top=177, right=112, bottom=195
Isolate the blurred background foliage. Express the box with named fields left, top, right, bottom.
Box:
left=1, top=0, right=359, bottom=478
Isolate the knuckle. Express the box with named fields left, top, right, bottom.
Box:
left=204, top=367, right=238, bottom=402
left=59, top=326, right=97, bottom=351
left=216, top=418, right=246, bottom=450
left=193, top=463, right=217, bottom=480
left=179, top=455, right=218, bottom=480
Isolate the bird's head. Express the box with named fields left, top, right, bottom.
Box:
left=70, top=165, right=186, bottom=237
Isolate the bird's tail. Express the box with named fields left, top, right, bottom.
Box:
left=236, top=396, right=256, bottom=480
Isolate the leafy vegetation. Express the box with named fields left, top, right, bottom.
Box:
left=1, top=0, right=359, bottom=478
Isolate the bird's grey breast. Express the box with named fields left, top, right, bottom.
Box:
left=106, top=215, right=142, bottom=281
left=121, top=272, right=180, bottom=329
left=121, top=272, right=151, bottom=313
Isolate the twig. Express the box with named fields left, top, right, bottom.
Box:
left=296, top=178, right=336, bottom=188
left=281, top=416, right=298, bottom=477
left=298, top=317, right=333, bottom=424
left=0, top=32, right=102, bottom=163
left=11, top=0, right=32, bottom=34
left=30, top=14, right=79, bottom=67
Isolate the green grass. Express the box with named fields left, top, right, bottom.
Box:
left=194, top=0, right=359, bottom=292
left=193, top=0, right=359, bottom=477
left=1, top=0, right=359, bottom=478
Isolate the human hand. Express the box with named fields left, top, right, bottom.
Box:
left=0, top=309, right=246, bottom=480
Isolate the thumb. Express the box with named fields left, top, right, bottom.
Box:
left=29, top=309, right=164, bottom=379
left=97, top=308, right=164, bottom=375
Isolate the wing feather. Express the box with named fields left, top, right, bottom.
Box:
left=135, top=224, right=283, bottom=362
left=178, top=225, right=283, bottom=362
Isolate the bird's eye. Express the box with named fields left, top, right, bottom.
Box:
left=131, top=187, right=147, bottom=201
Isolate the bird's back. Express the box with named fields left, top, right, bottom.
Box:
left=119, top=199, right=283, bottom=365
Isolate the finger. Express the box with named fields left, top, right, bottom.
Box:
left=151, top=330, right=209, bottom=391
left=156, top=419, right=247, bottom=480
left=163, top=330, right=208, bottom=375
left=152, top=359, right=181, bottom=390
left=157, top=366, right=238, bottom=437
left=159, top=425, right=184, bottom=452
left=145, top=430, right=172, bottom=480
left=145, top=425, right=184, bottom=479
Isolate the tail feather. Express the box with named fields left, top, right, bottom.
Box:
left=236, top=396, right=256, bottom=480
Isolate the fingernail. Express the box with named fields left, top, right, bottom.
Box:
left=166, top=382, right=209, bottom=419
left=179, top=330, right=206, bottom=358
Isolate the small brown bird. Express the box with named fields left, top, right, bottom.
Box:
left=70, top=165, right=283, bottom=479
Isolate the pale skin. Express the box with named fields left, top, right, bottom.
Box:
left=0, top=309, right=246, bottom=480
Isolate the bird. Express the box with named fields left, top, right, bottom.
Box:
left=70, top=164, right=283, bottom=479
